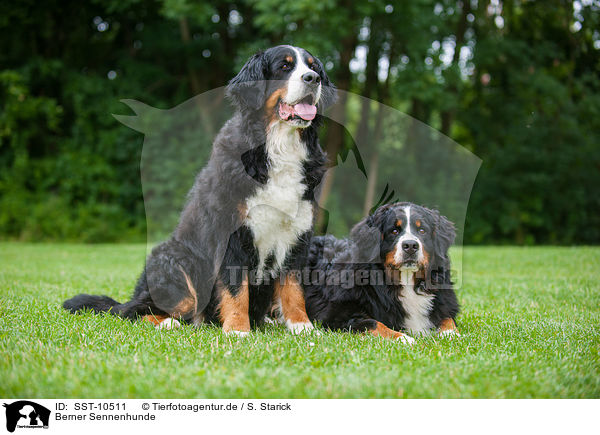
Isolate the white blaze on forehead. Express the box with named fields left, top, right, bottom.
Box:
left=394, top=206, right=412, bottom=264
left=393, top=205, right=425, bottom=267
left=403, top=206, right=413, bottom=237
left=284, top=46, right=321, bottom=104
left=290, top=46, right=312, bottom=77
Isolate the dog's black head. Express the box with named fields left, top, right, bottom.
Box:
left=226, top=45, right=336, bottom=128
left=351, top=202, right=455, bottom=288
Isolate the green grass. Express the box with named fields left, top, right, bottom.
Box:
left=1, top=243, right=599, bottom=398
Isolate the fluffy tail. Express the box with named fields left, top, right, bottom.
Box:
left=63, top=290, right=157, bottom=320
left=63, top=269, right=161, bottom=320
left=62, top=294, right=123, bottom=315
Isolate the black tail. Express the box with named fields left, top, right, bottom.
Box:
left=63, top=271, right=161, bottom=320
left=62, top=294, right=122, bottom=314
left=62, top=292, right=159, bottom=320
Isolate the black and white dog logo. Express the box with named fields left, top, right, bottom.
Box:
left=3, top=401, right=50, bottom=432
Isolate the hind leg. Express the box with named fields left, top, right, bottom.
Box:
left=143, top=240, right=203, bottom=322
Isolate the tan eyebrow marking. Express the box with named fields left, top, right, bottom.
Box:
left=285, top=55, right=293, bottom=63
left=396, top=219, right=403, bottom=227
left=307, top=57, right=314, bottom=64
left=416, top=219, right=421, bottom=227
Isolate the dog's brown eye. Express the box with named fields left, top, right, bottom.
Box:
left=418, top=228, right=426, bottom=234
left=282, top=63, right=291, bottom=71
left=391, top=229, right=399, bottom=235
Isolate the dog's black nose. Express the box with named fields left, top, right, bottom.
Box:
left=302, top=71, right=320, bottom=84
left=402, top=240, right=419, bottom=255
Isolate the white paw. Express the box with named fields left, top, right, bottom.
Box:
left=396, top=334, right=416, bottom=345
left=286, top=321, right=319, bottom=335
left=439, top=329, right=461, bottom=339
left=226, top=330, right=250, bottom=338
left=156, top=318, right=181, bottom=330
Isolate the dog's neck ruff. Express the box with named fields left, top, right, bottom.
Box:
left=245, top=121, right=313, bottom=273
left=398, top=270, right=434, bottom=334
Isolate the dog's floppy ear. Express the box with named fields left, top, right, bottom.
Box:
left=226, top=51, right=268, bottom=110
left=350, top=208, right=387, bottom=263
left=431, top=209, right=456, bottom=269
left=426, top=209, right=455, bottom=288
left=316, top=62, right=337, bottom=112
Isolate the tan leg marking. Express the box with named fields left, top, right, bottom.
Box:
left=144, top=314, right=181, bottom=330
left=369, top=322, right=404, bottom=339
left=439, top=317, right=460, bottom=336
left=369, top=322, right=415, bottom=344
left=218, top=279, right=250, bottom=334
left=274, top=274, right=318, bottom=334
left=173, top=266, right=197, bottom=317
left=274, top=274, right=311, bottom=324
left=143, top=314, right=169, bottom=326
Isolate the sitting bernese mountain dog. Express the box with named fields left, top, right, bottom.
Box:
left=64, top=45, right=335, bottom=336
left=303, top=202, right=460, bottom=343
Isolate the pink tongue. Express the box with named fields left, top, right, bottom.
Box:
left=294, top=103, right=317, bottom=121
left=279, top=103, right=294, bottom=119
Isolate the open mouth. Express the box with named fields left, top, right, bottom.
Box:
left=278, top=96, right=317, bottom=122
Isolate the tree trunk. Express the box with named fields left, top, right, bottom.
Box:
left=316, top=33, right=358, bottom=232
left=440, top=0, right=471, bottom=136
left=179, top=18, right=201, bottom=95
left=362, top=43, right=395, bottom=215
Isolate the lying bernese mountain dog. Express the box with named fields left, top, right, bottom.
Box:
left=64, top=45, right=335, bottom=336
left=303, top=202, right=460, bottom=343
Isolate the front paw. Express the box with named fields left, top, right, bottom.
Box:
left=155, top=318, right=181, bottom=330
left=286, top=321, right=321, bottom=336
left=396, top=333, right=415, bottom=345
left=226, top=330, right=251, bottom=338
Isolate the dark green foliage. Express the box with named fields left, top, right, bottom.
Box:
left=459, top=1, right=600, bottom=244
left=0, top=0, right=598, bottom=243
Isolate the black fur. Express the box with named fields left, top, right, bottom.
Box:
left=304, top=202, right=460, bottom=336
left=63, top=46, right=335, bottom=329
left=241, top=145, right=269, bottom=185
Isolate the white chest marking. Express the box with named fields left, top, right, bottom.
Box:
left=245, top=122, right=313, bottom=271
left=399, top=271, right=434, bottom=334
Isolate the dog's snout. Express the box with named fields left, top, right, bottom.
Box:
left=402, top=240, right=419, bottom=255
left=302, top=71, right=320, bottom=85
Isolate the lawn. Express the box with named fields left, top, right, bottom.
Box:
left=0, top=243, right=598, bottom=398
